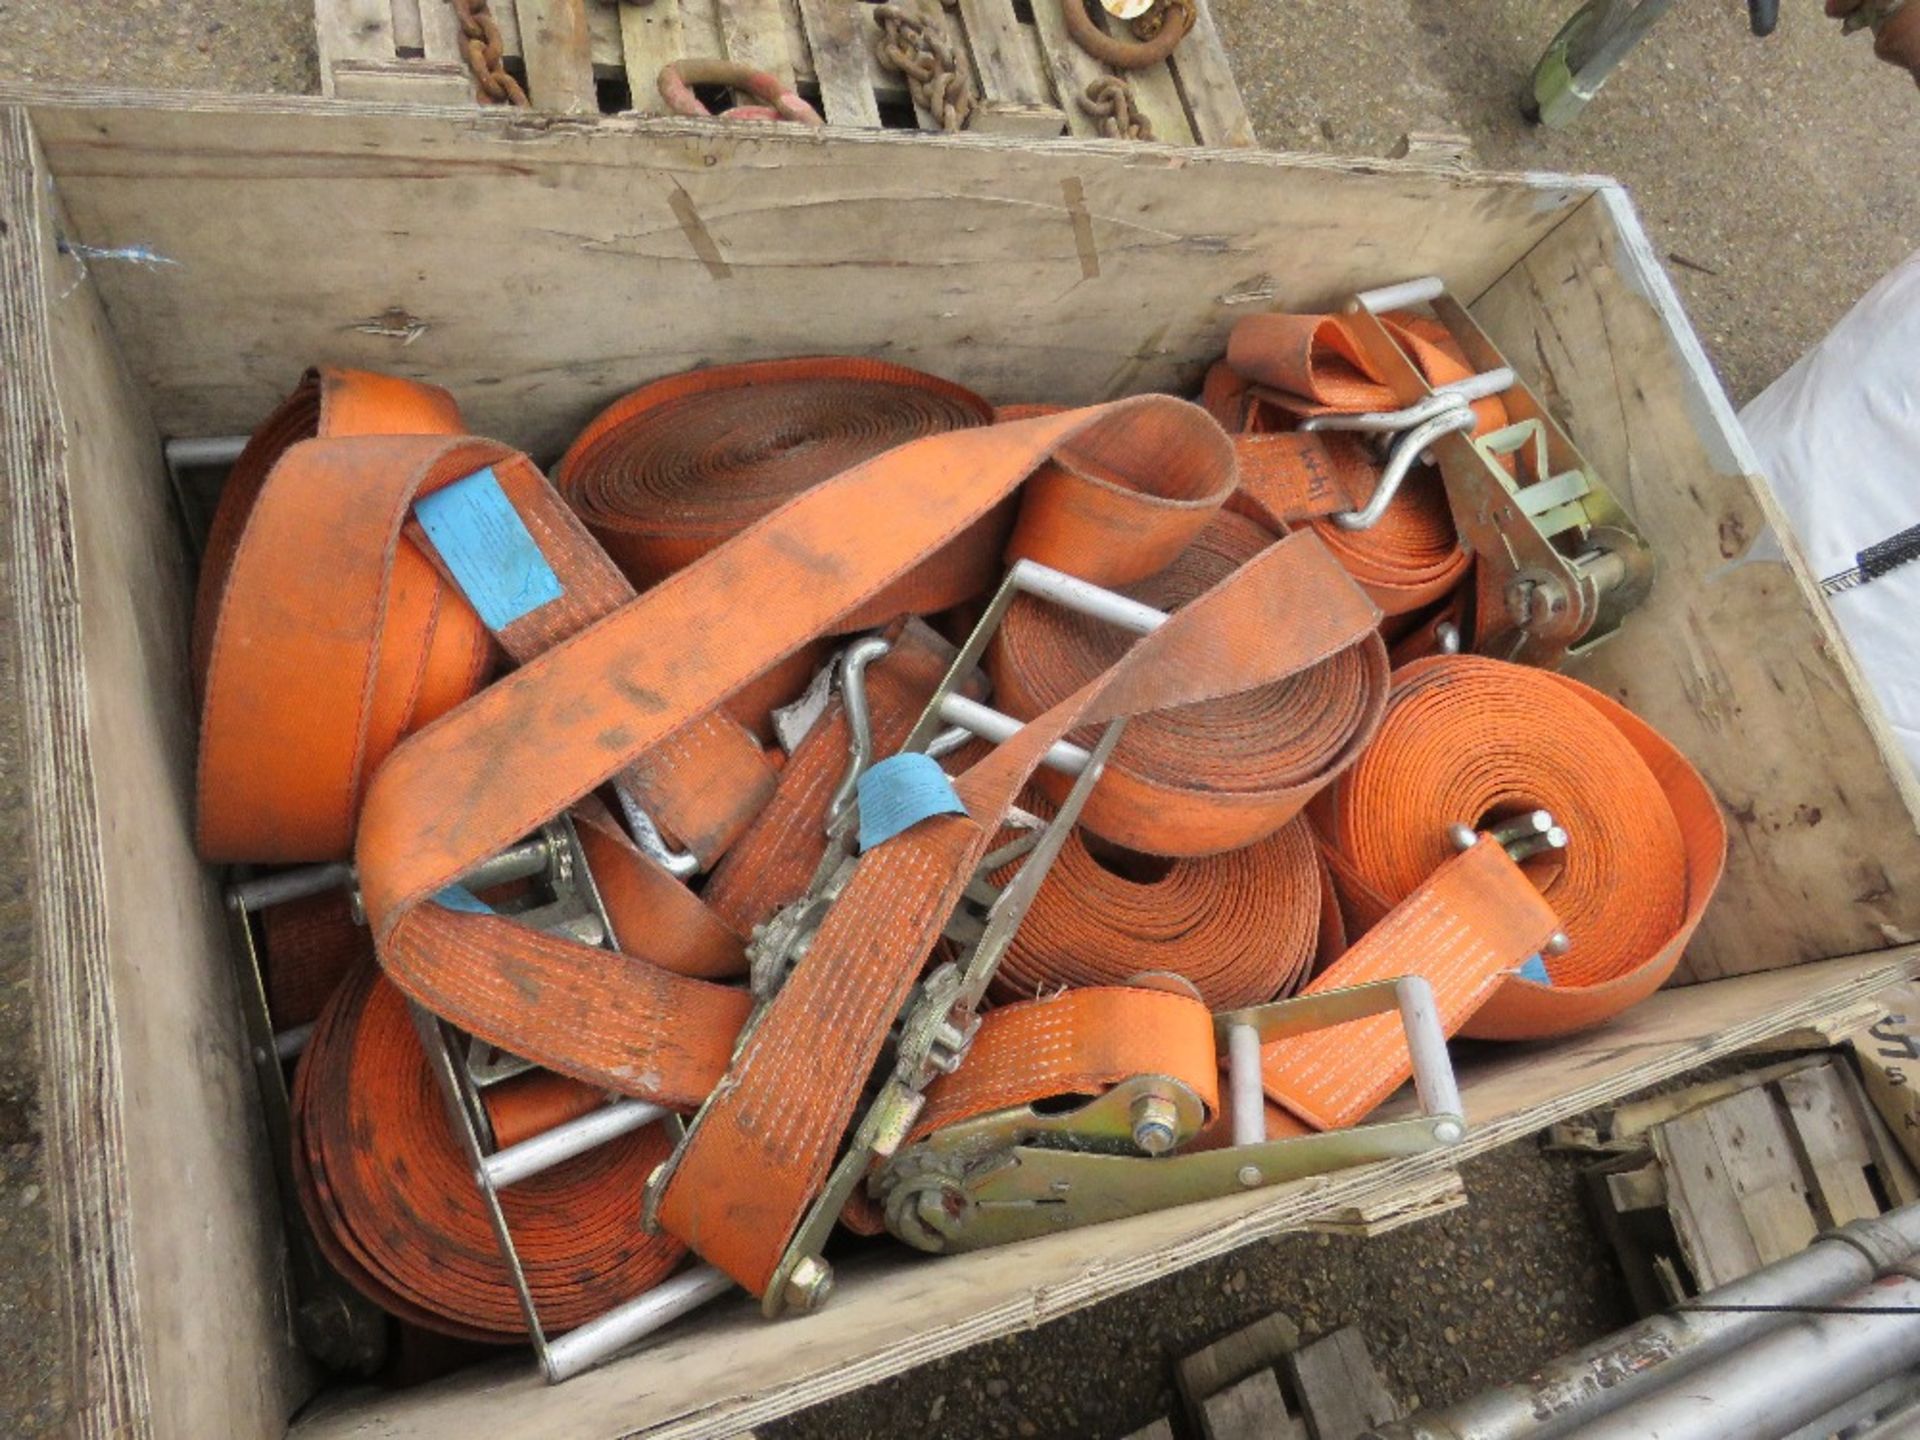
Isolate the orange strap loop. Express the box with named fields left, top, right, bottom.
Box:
left=989, top=509, right=1389, bottom=857
left=195, top=371, right=493, bottom=861
left=1311, top=654, right=1727, bottom=1040
left=553, top=358, right=1002, bottom=631
left=990, top=799, right=1326, bottom=1011
left=643, top=411, right=1383, bottom=1296
left=293, top=965, right=684, bottom=1342
left=1201, top=310, right=1507, bottom=617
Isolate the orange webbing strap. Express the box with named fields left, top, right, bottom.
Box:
left=839, top=984, right=1224, bottom=1236
left=191, top=367, right=475, bottom=694
left=1202, top=310, right=1509, bottom=617
left=1311, top=654, right=1727, bottom=1041
left=354, top=400, right=1237, bottom=1094
left=702, top=619, right=961, bottom=940
left=990, top=799, right=1324, bottom=1010
left=292, top=964, right=685, bottom=1341
left=194, top=371, right=492, bottom=860
left=260, top=890, right=373, bottom=1029
left=648, top=532, right=1382, bottom=1288
left=1259, top=839, right=1558, bottom=1130
left=912, top=986, right=1222, bottom=1138
left=197, top=428, right=777, bottom=874
left=554, top=358, right=1004, bottom=634
left=990, top=509, right=1389, bottom=856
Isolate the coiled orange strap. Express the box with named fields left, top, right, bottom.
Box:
left=1312, top=654, right=1727, bottom=1040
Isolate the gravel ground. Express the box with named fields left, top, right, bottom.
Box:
left=1, top=2, right=1916, bottom=1436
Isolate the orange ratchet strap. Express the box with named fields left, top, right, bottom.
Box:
left=1311, top=654, right=1727, bottom=1040
left=1201, top=309, right=1508, bottom=617
left=293, top=964, right=683, bottom=1342
left=989, top=508, right=1388, bottom=856
left=195, top=370, right=492, bottom=861
left=990, top=802, right=1327, bottom=1010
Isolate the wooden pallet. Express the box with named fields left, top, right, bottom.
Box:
left=314, top=0, right=1254, bottom=145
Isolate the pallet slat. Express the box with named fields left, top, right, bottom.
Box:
left=796, top=0, right=882, bottom=127
left=316, top=0, right=402, bottom=97
left=617, top=0, right=683, bottom=113
left=519, top=0, right=599, bottom=112
left=1168, top=0, right=1253, bottom=147
left=720, top=0, right=797, bottom=86
left=953, top=0, right=1065, bottom=136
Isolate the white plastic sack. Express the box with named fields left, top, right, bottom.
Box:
left=1740, top=249, right=1920, bottom=782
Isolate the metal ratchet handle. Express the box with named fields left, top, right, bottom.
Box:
left=1218, top=975, right=1465, bottom=1150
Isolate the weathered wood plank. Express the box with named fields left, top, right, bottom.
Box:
left=1605, top=1055, right=1824, bottom=1142
left=1700, top=1087, right=1819, bottom=1264
left=418, top=0, right=464, bottom=62
left=315, top=0, right=401, bottom=96
left=1778, top=1065, right=1881, bottom=1226
left=391, top=0, right=426, bottom=51
left=1284, top=1327, right=1401, bottom=1440
left=1025, top=0, right=1108, bottom=138
left=795, top=0, right=881, bottom=128
left=718, top=0, right=796, bottom=87
left=1606, top=1160, right=1668, bottom=1213
left=618, top=0, right=685, bottom=113
left=332, top=58, right=476, bottom=104
left=1165, top=0, right=1252, bottom=146
left=1201, top=1369, right=1302, bottom=1440
left=952, top=0, right=1065, bottom=136
left=1177, top=1311, right=1300, bottom=1432
left=518, top=0, right=599, bottom=111
left=1655, top=1107, right=1765, bottom=1288
left=586, top=0, right=624, bottom=73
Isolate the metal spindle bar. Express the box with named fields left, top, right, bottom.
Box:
left=542, top=1265, right=735, bottom=1383
left=925, top=725, right=974, bottom=760
left=1396, top=977, right=1463, bottom=1142
left=483, top=1098, right=669, bottom=1189
left=825, top=637, right=896, bottom=830
left=1300, top=368, right=1518, bottom=436
left=938, top=694, right=1094, bottom=776
left=272, top=1021, right=315, bottom=1063
left=164, top=435, right=250, bottom=470
left=1353, top=276, right=1446, bottom=314
left=1228, top=1022, right=1265, bottom=1148
left=1330, top=406, right=1479, bottom=531
left=1006, top=559, right=1167, bottom=636
left=227, top=862, right=355, bottom=913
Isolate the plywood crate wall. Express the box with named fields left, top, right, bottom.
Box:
left=4, top=87, right=1918, bottom=1440
left=316, top=0, right=1254, bottom=145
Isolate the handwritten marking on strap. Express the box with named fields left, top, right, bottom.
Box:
left=1061, top=177, right=1100, bottom=280
left=669, top=184, right=733, bottom=281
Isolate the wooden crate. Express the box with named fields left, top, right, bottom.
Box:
left=6, top=86, right=1920, bottom=1440
left=314, top=0, right=1254, bottom=145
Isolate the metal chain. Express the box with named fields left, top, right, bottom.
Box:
left=1078, top=77, right=1154, bottom=140
left=447, top=0, right=530, bottom=107
left=1129, top=0, right=1195, bottom=42
left=874, top=1, right=973, bottom=133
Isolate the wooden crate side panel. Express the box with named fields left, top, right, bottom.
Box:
left=289, top=946, right=1920, bottom=1440
left=2, top=109, right=313, bottom=1440
left=1473, top=187, right=1920, bottom=983
left=13, top=94, right=1589, bottom=465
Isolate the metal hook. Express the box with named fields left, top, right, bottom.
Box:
left=1330, top=404, right=1479, bottom=531
left=825, top=636, right=895, bottom=832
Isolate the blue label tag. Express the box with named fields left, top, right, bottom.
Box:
left=415, top=467, right=564, bottom=631
left=1516, top=954, right=1551, bottom=985
left=857, top=753, right=968, bottom=852
left=435, top=884, right=493, bottom=915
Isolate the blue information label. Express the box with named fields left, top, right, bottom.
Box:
left=1516, top=954, right=1551, bottom=985
left=857, top=752, right=969, bottom=852
left=415, top=466, right=564, bottom=630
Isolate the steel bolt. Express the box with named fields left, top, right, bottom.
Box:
left=913, top=1186, right=966, bottom=1243
left=1488, top=810, right=1554, bottom=846
left=783, top=1256, right=834, bottom=1314
left=1435, top=621, right=1462, bottom=655
left=1506, top=826, right=1570, bottom=863
left=1237, top=1164, right=1264, bottom=1189
left=1447, top=822, right=1479, bottom=852
left=1543, top=929, right=1572, bottom=956
left=1130, top=1093, right=1180, bottom=1156
left=1433, top=1118, right=1465, bottom=1145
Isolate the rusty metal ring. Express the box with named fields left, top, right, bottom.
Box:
left=657, top=58, right=826, bottom=126
left=1062, top=0, right=1193, bottom=69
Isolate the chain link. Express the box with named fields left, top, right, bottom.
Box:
left=874, top=1, right=973, bottom=133
left=1077, top=76, right=1154, bottom=141
left=447, top=0, right=530, bottom=107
